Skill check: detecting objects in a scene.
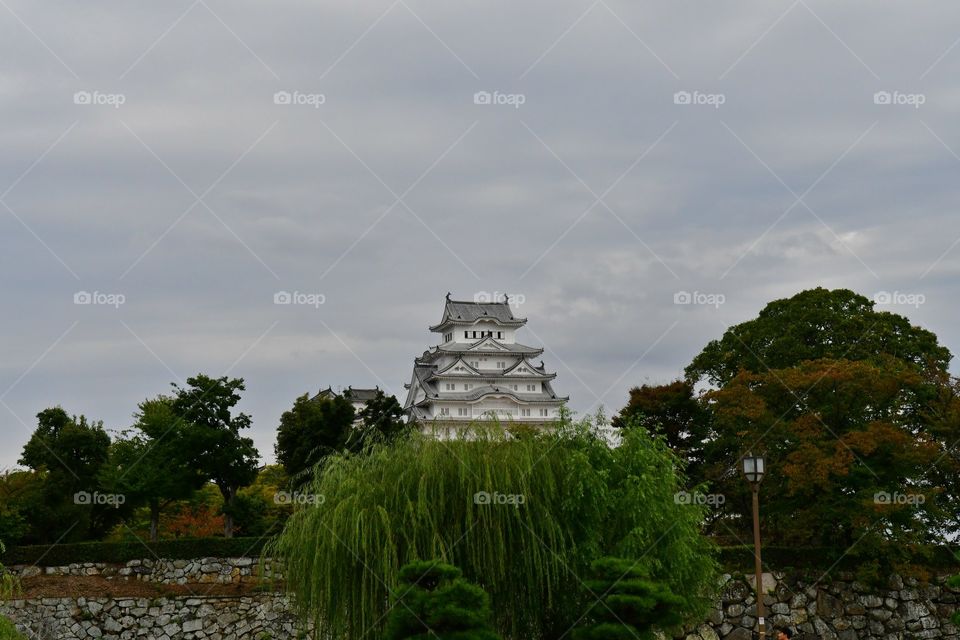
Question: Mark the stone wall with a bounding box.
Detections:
[10,557,279,585]
[0,594,305,640]
[683,571,960,640]
[6,557,960,640]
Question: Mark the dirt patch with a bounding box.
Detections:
[12,576,280,599]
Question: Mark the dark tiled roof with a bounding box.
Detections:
[312,386,381,403]
[429,297,526,330]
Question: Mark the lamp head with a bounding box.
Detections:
[742,453,765,484]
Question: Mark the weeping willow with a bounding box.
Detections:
[269,416,717,640]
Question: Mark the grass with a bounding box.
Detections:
[0,617,25,640]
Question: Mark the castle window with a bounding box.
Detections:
[497,332,503,339]
[527,384,536,391]
[440,407,450,415]
[458,407,470,416]
[445,383,455,390]
[464,331,469,339]
[521,408,531,417]
[539,408,548,417]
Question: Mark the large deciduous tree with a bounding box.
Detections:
[649,288,960,576]
[275,393,354,485]
[19,407,116,542]
[706,357,957,573]
[99,397,206,541]
[171,375,260,538]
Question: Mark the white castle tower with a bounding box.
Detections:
[403,293,567,425]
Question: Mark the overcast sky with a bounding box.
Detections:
[1,0,958,469]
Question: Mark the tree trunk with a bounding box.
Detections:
[149,499,160,542]
[222,485,235,538]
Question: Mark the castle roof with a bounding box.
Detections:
[429,295,526,331]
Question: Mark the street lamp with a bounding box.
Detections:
[742,453,766,640]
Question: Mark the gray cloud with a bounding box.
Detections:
[2,0,959,467]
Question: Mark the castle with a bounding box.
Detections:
[402,294,567,426]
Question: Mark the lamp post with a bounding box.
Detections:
[742,453,766,640]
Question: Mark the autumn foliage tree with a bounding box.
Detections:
[621,288,960,573]
[706,357,956,571]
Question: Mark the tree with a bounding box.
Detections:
[685,287,950,387]
[272,416,717,640]
[275,393,354,485]
[384,560,501,640]
[99,397,206,541]
[171,375,260,538]
[573,557,686,640]
[705,357,958,576]
[232,465,291,537]
[351,390,410,451]
[18,407,116,542]
[0,471,40,545]
[612,381,709,484]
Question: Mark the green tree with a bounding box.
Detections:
[272,416,717,640]
[384,560,501,640]
[18,407,116,541]
[275,393,354,485]
[612,380,709,484]
[685,287,950,387]
[351,390,410,450]
[0,471,39,545]
[99,397,206,541]
[171,375,260,538]
[572,557,686,640]
[232,465,291,537]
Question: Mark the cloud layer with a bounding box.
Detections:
[2,0,959,467]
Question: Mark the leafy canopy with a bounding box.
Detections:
[685,287,951,386]
[275,393,355,484]
[271,417,717,640]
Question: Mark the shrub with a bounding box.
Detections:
[384,560,501,640]
[1,537,269,566]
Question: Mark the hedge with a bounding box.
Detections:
[4,539,957,571]
[717,545,960,573]
[1,537,269,567]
